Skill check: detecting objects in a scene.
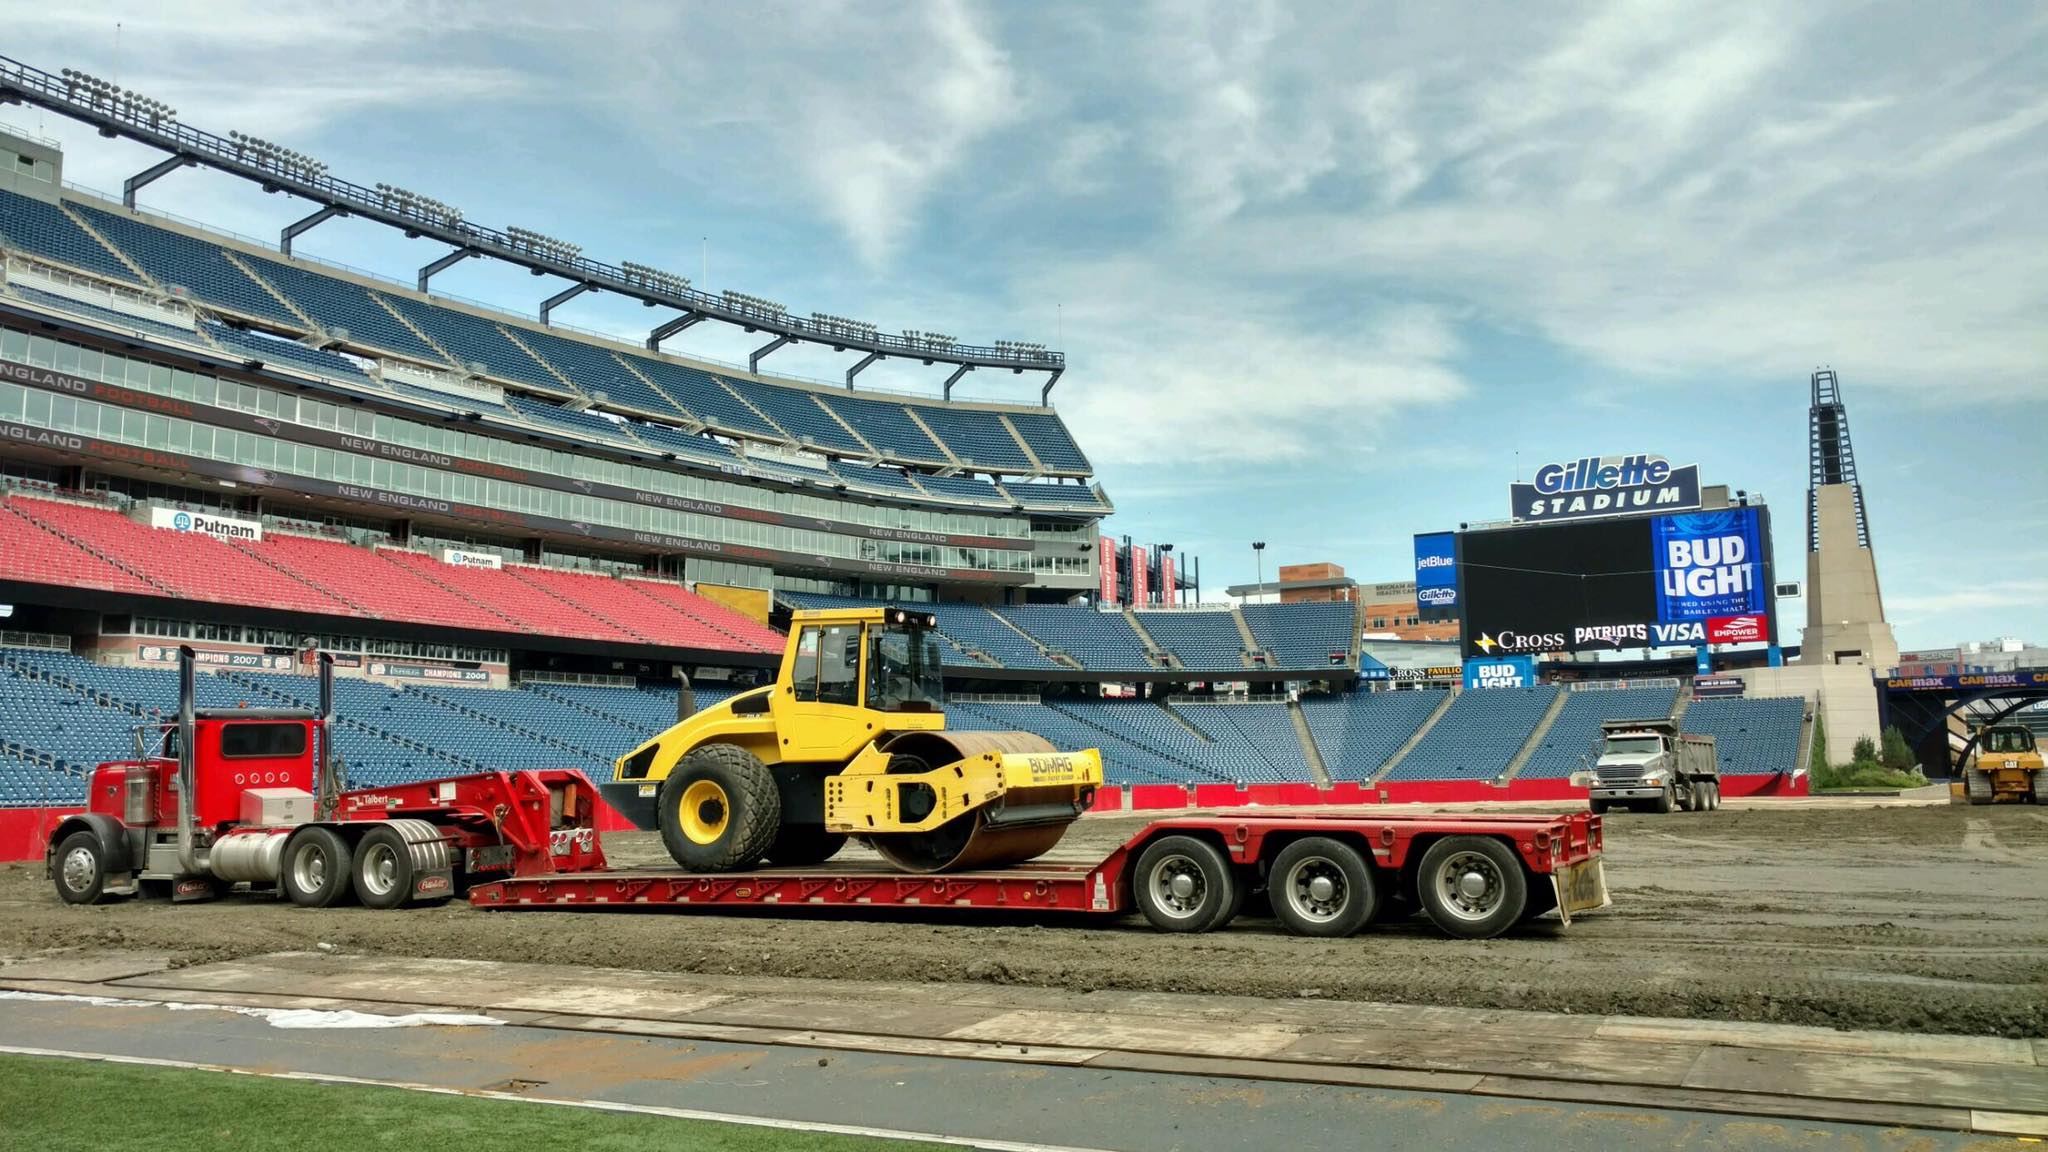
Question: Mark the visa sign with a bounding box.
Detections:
[1510,454,1701,523]
[1654,508,1765,622]
[1464,654,1536,689]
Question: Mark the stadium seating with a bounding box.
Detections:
[777,592,1049,669]
[1004,411,1091,473]
[68,204,302,327]
[621,579,784,652]
[240,255,446,363]
[204,322,374,385]
[629,360,782,439]
[946,699,1202,786]
[1300,689,1450,782]
[1383,686,1561,783]
[1241,603,1357,669]
[828,461,928,498]
[374,293,563,391]
[511,326,686,421]
[1001,482,1107,512]
[0,189,146,285]
[994,605,1153,672]
[1683,696,1807,776]
[1516,686,1681,779]
[247,533,516,632]
[9,495,355,617]
[6,284,205,347]
[377,551,639,643]
[731,382,867,454]
[908,405,1032,472]
[910,473,1010,506]
[629,420,751,468]
[820,394,948,464]
[505,394,646,447]
[0,497,161,596]
[1133,610,1245,670]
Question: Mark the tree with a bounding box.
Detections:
[1880,725,1916,772]
[1851,735,1879,765]
[1812,711,1829,770]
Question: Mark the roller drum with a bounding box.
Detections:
[870,730,1085,873]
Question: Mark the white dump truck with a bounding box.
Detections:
[1577,718,1718,814]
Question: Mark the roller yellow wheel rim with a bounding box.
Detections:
[679,779,729,845]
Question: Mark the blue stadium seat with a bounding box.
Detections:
[911,473,1010,506]
[1683,696,1806,776]
[1000,482,1107,512]
[240,255,447,363]
[629,360,782,439]
[512,326,688,420]
[205,322,373,384]
[376,293,564,390]
[908,405,1031,472]
[1004,410,1091,473]
[1241,603,1357,670]
[8,285,204,347]
[0,189,145,286]
[729,381,867,454]
[1517,686,1680,779]
[1384,686,1561,782]
[819,394,948,463]
[69,204,302,328]
[1133,611,1245,672]
[1300,689,1450,782]
[995,605,1154,672]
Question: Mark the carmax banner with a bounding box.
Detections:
[1511,454,1700,524]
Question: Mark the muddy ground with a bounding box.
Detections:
[3,802,2045,1037]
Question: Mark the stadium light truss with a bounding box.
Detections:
[0,54,1068,402]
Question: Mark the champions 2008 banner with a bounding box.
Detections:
[1654,509,1764,622]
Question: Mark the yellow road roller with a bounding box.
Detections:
[601,607,1103,873]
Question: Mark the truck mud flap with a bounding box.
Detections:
[1553,858,1611,927]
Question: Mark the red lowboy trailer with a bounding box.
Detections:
[471,810,1608,939]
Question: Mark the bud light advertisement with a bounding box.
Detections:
[1654,509,1765,622]
[1464,654,1536,689]
[1413,531,1458,620]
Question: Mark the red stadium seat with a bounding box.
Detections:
[249,534,518,632]
[0,497,161,596]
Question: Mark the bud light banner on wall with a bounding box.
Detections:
[1463,654,1536,689]
[1654,508,1764,622]
[1413,532,1458,621]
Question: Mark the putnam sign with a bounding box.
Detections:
[1510,454,1700,524]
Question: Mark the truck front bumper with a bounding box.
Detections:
[1590,786,1667,801]
[597,780,662,831]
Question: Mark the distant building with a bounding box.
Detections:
[1227,562,1456,642]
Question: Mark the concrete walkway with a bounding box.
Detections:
[1,949,2042,1139]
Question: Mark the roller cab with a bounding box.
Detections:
[605,607,1102,874]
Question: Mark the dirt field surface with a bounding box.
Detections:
[4,802,2045,1038]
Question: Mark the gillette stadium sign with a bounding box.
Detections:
[1511,454,1700,524]
[148,507,262,542]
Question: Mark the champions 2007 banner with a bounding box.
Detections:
[1654,509,1764,622]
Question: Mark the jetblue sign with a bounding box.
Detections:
[1464,655,1536,689]
[1413,531,1458,619]
[1511,454,1700,523]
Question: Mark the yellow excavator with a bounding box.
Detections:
[1962,723,2046,805]
[601,607,1103,873]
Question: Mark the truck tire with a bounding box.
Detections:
[1588,798,1610,815]
[1416,836,1528,939]
[281,826,353,908]
[1269,837,1378,938]
[1652,784,1676,814]
[659,743,781,872]
[1708,781,1723,810]
[1965,767,1993,805]
[52,829,109,906]
[763,823,847,867]
[1132,835,1237,933]
[352,825,415,911]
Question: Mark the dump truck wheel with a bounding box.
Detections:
[1417,835,1527,939]
[1269,837,1377,938]
[1652,784,1676,814]
[660,744,780,872]
[282,826,353,908]
[764,823,847,867]
[1588,798,1610,815]
[52,830,109,906]
[1133,835,1237,933]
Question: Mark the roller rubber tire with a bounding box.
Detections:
[1132,835,1237,933]
[281,826,353,908]
[1268,837,1378,938]
[763,823,848,867]
[52,829,109,906]
[1416,835,1529,940]
[352,825,415,911]
[659,743,781,872]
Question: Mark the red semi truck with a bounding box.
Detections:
[48,647,1608,939]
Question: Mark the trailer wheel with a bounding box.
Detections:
[52,830,110,906]
[352,825,416,911]
[763,823,847,867]
[1417,836,1528,939]
[281,826,353,909]
[1269,837,1378,938]
[1133,835,1237,933]
[659,743,781,872]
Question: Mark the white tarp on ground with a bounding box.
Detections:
[0,990,502,1030]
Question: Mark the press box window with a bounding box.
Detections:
[220,723,308,759]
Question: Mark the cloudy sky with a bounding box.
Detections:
[5,0,2045,650]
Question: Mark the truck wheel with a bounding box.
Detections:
[1417,836,1528,939]
[1133,835,1237,933]
[352,825,415,911]
[659,744,781,872]
[52,830,110,905]
[763,823,847,867]
[1269,837,1378,938]
[282,826,353,908]
[1709,782,1723,810]
[1588,798,1610,815]
[1652,784,1676,814]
